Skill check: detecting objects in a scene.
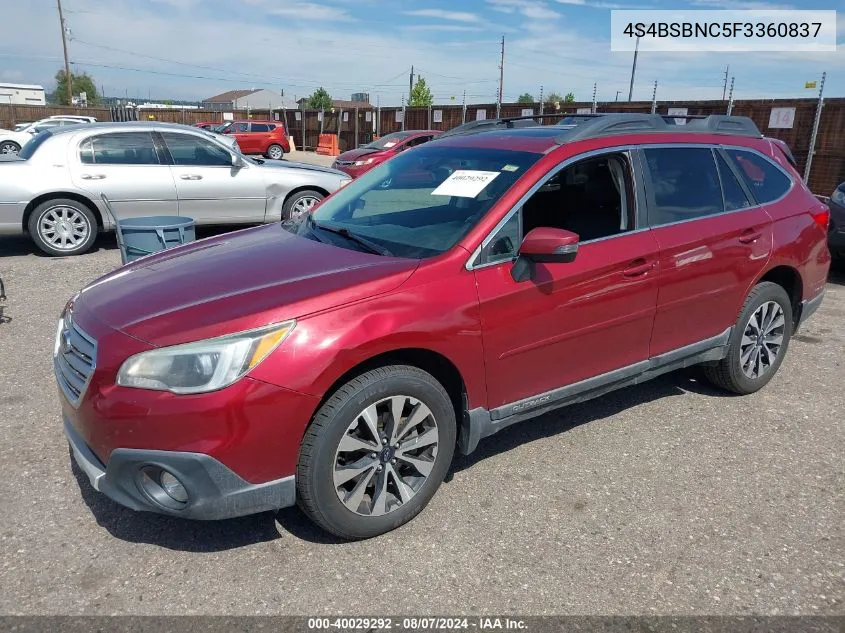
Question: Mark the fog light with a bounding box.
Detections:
[160,471,188,503]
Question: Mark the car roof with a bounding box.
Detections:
[430,126,566,153]
[46,121,215,136]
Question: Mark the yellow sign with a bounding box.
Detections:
[805,81,817,89]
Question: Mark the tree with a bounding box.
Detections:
[545,92,563,105]
[517,93,535,104]
[409,76,433,107]
[564,92,575,103]
[307,87,332,110]
[53,69,99,106]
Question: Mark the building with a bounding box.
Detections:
[202,89,298,112]
[351,92,370,103]
[0,83,46,106]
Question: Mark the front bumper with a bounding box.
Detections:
[66,418,296,520]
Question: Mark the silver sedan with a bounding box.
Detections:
[0,121,350,256]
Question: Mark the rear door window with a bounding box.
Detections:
[79,132,161,165]
[250,123,271,133]
[724,148,792,204]
[715,152,753,211]
[160,132,233,167]
[643,147,723,226]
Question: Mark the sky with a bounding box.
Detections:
[1,0,843,105]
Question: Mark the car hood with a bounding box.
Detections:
[76,224,418,346]
[258,159,347,177]
[336,147,382,162]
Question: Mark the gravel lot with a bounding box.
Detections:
[0,173,842,614]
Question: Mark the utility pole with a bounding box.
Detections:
[409,66,414,101]
[615,90,621,102]
[726,76,735,115]
[722,65,730,100]
[627,35,639,102]
[461,90,466,124]
[650,80,657,114]
[497,35,505,119]
[539,85,544,116]
[591,82,597,113]
[804,71,826,184]
[56,0,72,105]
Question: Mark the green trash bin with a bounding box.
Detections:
[100,194,195,264]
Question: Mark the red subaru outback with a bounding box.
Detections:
[57,114,830,539]
[220,119,290,159]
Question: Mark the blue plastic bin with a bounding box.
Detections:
[117,216,195,263]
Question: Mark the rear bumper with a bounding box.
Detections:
[65,418,296,520]
[797,290,825,330]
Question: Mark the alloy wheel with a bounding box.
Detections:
[38,206,90,251]
[267,145,283,160]
[739,300,785,379]
[291,195,319,219]
[0,142,19,155]
[333,395,439,517]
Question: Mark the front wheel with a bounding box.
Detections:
[282,189,323,221]
[265,144,284,160]
[296,365,457,540]
[0,141,21,155]
[703,281,793,394]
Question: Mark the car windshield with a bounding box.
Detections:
[364,131,415,149]
[287,144,541,259]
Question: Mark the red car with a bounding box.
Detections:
[220,119,290,159]
[332,130,441,178]
[58,114,829,539]
[193,121,218,130]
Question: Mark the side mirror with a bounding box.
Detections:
[231,153,243,168]
[511,227,579,282]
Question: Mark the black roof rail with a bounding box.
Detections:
[554,113,763,143]
[438,117,539,137]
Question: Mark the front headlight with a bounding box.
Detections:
[353,158,374,166]
[831,188,845,207]
[117,321,295,394]
[338,178,352,188]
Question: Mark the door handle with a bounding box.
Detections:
[623,259,655,277]
[180,174,203,180]
[739,229,763,244]
[80,174,106,180]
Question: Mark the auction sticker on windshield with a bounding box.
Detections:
[431,170,500,198]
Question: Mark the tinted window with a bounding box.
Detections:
[79,132,160,165]
[230,122,248,133]
[161,132,232,167]
[725,148,791,203]
[250,123,271,132]
[406,135,432,148]
[644,148,722,225]
[292,146,541,259]
[715,152,752,211]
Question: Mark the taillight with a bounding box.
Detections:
[811,206,830,231]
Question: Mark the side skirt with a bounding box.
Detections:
[458,327,732,455]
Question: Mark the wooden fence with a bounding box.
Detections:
[1,98,843,194]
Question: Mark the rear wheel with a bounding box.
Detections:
[703,281,793,394]
[296,365,456,540]
[28,198,98,256]
[266,144,284,160]
[282,189,323,221]
[0,141,21,155]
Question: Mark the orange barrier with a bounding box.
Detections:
[316,133,339,156]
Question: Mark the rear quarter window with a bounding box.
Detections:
[725,148,792,204]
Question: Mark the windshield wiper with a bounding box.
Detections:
[307,216,394,256]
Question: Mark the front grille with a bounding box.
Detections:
[55,315,97,407]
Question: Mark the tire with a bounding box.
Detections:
[703,281,793,395]
[265,144,284,160]
[296,365,457,540]
[0,141,21,155]
[282,189,323,221]
[28,198,98,256]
